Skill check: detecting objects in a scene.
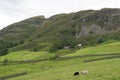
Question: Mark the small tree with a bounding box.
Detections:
[3,59,8,65]
[0,48,9,56]
[32,48,38,52]
[19,40,24,44]
[50,40,63,52]
[97,38,104,44]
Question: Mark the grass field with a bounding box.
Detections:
[0,51,55,61]
[63,41,120,57]
[0,41,120,80]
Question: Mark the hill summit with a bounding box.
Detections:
[0,8,120,52]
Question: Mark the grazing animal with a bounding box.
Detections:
[81,70,88,75]
[73,72,79,76]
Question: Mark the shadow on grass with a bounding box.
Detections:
[0,72,27,80]
[83,55,120,63]
[0,53,120,65]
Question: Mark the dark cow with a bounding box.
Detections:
[73,72,79,76]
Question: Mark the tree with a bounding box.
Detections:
[19,40,24,44]
[97,38,104,44]
[50,40,64,52]
[3,59,8,65]
[32,48,38,52]
[50,29,77,52]
[0,47,9,56]
[0,41,9,56]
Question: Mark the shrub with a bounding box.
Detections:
[19,40,24,44]
[0,48,9,56]
[32,48,39,52]
[97,38,104,44]
[3,59,8,65]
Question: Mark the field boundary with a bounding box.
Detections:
[0,53,120,65]
[57,53,120,60]
[0,72,27,80]
[83,55,120,62]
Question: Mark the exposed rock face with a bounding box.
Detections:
[0,8,120,51]
[72,8,120,38]
[76,24,106,38]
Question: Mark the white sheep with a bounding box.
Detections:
[81,70,88,75]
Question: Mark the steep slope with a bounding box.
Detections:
[22,8,120,51]
[0,16,45,42]
[31,8,120,39]
[0,8,120,51]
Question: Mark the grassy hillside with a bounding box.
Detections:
[0,51,55,61]
[0,8,120,52]
[63,40,120,57]
[0,41,120,80]
[1,40,120,60]
[0,16,45,42]
[0,8,120,80]
[8,58,120,80]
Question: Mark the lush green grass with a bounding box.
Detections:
[7,58,120,80]
[0,41,120,80]
[63,41,120,57]
[0,51,55,61]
